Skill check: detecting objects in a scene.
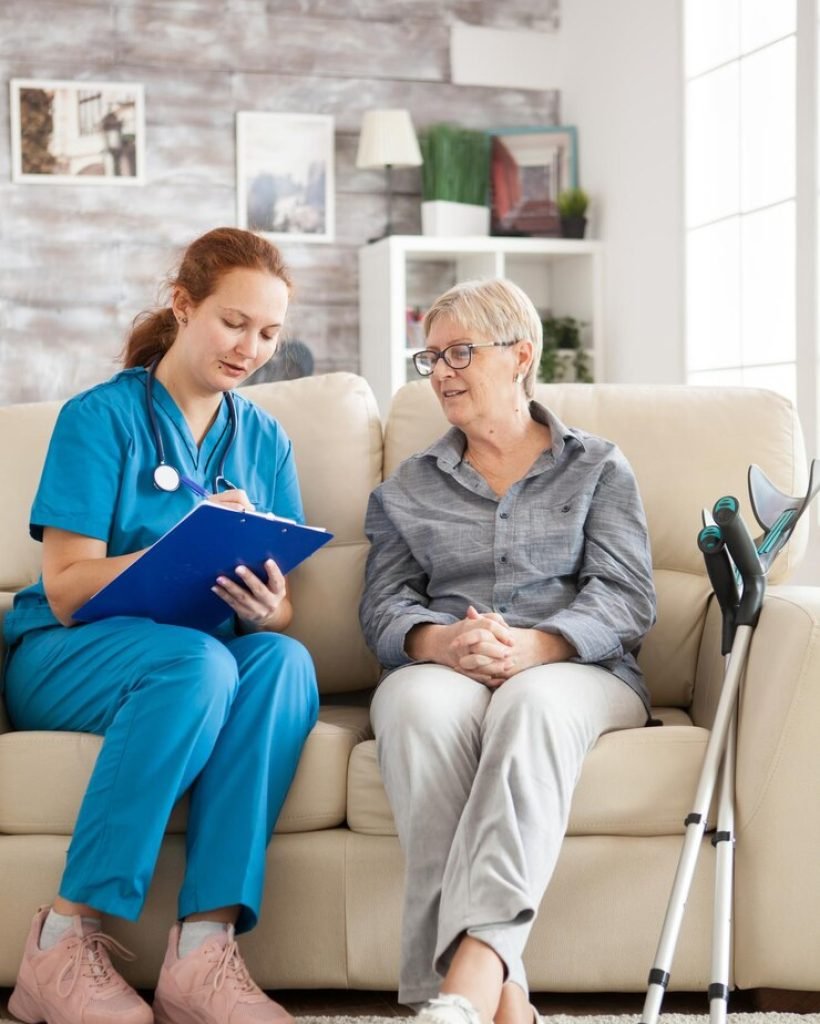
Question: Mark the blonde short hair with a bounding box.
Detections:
[423,278,543,398]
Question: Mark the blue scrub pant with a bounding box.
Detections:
[4,616,319,934]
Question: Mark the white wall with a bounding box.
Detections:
[559,0,685,384]
[456,4,820,582]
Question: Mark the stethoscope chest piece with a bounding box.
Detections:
[153,463,181,492]
[147,358,237,495]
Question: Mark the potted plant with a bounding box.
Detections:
[557,187,589,239]
[419,123,491,236]
[538,314,593,383]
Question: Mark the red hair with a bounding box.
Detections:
[123,227,293,369]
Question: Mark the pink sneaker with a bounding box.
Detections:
[8,906,153,1024]
[152,923,292,1024]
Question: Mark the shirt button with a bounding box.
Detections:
[500,555,508,563]
[499,604,508,613]
[500,512,509,519]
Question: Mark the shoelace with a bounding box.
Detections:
[212,938,260,996]
[56,931,137,997]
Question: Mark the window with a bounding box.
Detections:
[684,1,798,407]
[77,91,103,136]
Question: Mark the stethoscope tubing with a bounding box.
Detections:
[147,358,238,494]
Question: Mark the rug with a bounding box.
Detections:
[276,1016,818,1024]
[2,1010,819,1023]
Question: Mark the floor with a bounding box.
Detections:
[2,985,818,1020]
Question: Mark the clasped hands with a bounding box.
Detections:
[443,606,574,688]
[207,489,286,629]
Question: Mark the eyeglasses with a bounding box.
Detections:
[412,340,518,376]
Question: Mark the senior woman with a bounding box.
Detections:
[359,278,656,1024]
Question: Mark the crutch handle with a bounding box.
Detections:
[697,526,738,655]
[712,497,765,626]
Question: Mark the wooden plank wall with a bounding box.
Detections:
[0,0,559,404]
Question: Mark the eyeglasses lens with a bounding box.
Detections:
[447,345,472,368]
[414,344,473,376]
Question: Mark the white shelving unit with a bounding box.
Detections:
[359,234,604,416]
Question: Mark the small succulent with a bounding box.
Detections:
[557,187,589,219]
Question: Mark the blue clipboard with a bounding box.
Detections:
[74,502,333,631]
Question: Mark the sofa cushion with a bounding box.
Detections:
[0,705,372,836]
[346,709,711,838]
[244,373,383,695]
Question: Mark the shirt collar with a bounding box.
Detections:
[423,399,586,469]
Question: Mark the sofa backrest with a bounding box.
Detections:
[383,381,809,708]
[0,372,382,696]
[243,374,381,693]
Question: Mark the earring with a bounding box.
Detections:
[513,372,522,384]
[179,316,188,325]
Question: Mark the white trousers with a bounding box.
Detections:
[370,661,646,1005]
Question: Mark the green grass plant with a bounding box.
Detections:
[420,123,490,206]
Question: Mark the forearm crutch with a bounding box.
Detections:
[699,523,740,1024]
[640,455,820,1024]
[641,497,762,1024]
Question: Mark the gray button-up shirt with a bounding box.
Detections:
[359,401,656,711]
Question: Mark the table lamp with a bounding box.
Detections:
[356,109,422,241]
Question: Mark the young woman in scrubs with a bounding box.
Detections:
[5,227,318,1024]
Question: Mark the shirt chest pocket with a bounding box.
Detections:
[526,501,586,576]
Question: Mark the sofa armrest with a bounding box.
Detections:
[729,585,820,988]
[0,592,15,734]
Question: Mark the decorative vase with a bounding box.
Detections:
[421,200,490,237]
[560,215,587,240]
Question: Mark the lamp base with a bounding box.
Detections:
[365,165,397,244]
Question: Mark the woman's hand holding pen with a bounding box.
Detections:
[206,488,255,513]
[212,558,291,632]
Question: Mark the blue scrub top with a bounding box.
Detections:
[4,367,304,646]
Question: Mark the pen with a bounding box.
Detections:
[180,475,212,499]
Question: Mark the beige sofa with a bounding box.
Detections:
[1,372,819,998]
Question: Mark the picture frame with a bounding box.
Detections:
[10,78,145,185]
[489,125,578,237]
[236,111,335,244]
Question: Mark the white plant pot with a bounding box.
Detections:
[421,200,490,237]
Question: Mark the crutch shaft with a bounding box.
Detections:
[709,708,736,1024]
[641,628,751,1024]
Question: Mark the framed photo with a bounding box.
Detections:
[489,125,578,237]
[10,79,145,185]
[236,111,335,243]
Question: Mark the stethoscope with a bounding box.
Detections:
[147,359,238,497]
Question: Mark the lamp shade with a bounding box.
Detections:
[355,109,422,169]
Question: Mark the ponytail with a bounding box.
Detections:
[123,307,178,369]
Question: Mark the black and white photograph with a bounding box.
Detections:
[236,111,334,243]
[10,79,144,185]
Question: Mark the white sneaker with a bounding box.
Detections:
[417,993,482,1024]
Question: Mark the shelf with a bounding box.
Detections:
[367,235,603,258]
[359,234,604,417]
